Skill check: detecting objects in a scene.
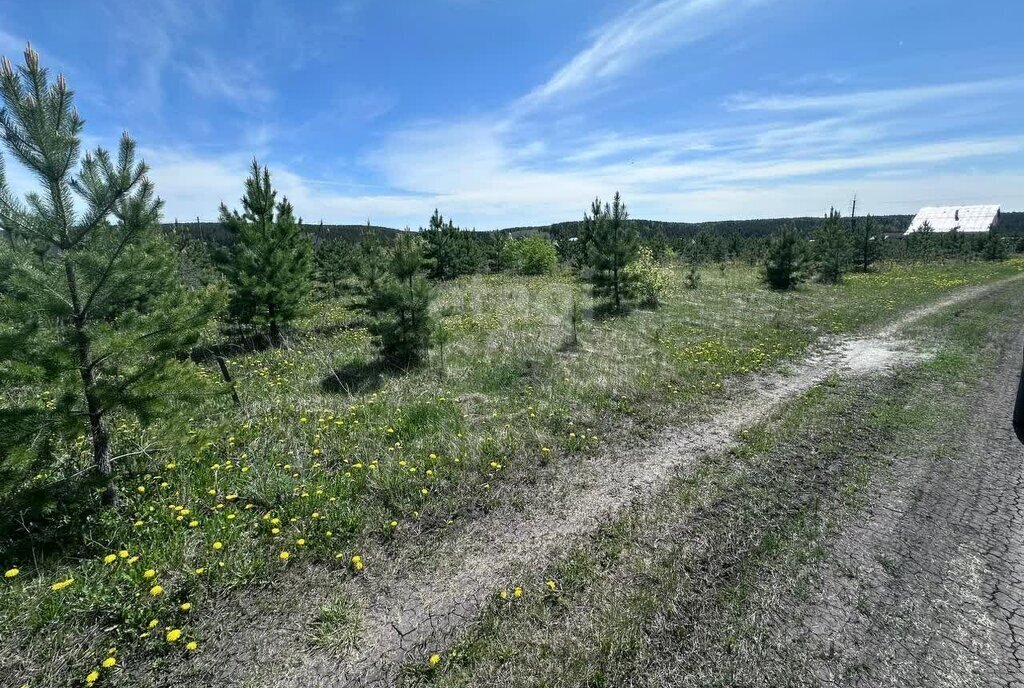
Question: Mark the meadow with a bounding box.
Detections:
[3,257,1023,685]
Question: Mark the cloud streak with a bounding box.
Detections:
[727,77,1024,113]
[518,0,767,111]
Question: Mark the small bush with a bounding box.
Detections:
[624,247,674,307]
[685,262,701,290]
[502,236,558,275]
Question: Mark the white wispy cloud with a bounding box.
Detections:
[518,0,768,111]
[726,77,1024,113]
[181,51,275,108]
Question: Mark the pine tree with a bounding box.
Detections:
[362,234,433,366]
[422,210,479,280]
[983,231,1008,261]
[684,262,701,290]
[314,238,352,297]
[856,215,882,272]
[0,46,221,504]
[814,207,852,284]
[586,192,638,311]
[762,226,810,290]
[220,161,312,345]
[552,223,582,268]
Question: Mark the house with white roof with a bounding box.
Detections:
[904,205,1000,235]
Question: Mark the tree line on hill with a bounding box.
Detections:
[1,49,1022,507]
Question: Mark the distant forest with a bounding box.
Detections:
[161,211,1024,243]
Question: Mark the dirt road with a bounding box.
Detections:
[806,324,1024,687]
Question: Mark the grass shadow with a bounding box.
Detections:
[591,301,633,321]
[0,470,108,565]
[320,360,393,395]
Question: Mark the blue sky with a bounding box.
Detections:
[2,0,1023,228]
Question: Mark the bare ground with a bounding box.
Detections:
[803,311,1024,687]
[143,276,1024,688]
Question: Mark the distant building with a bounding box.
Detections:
[904,205,1000,235]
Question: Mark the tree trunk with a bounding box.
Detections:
[87,394,116,505]
[216,355,242,407]
[64,257,117,505]
[613,266,620,310]
[268,303,281,346]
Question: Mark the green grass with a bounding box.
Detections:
[412,269,1024,688]
[1,258,1022,685]
[312,594,363,655]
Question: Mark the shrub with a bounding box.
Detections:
[502,236,558,275]
[684,262,701,290]
[624,247,674,307]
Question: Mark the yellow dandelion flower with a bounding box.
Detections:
[180,602,192,611]
[513,586,522,598]
[102,657,116,668]
[148,618,159,628]
[149,584,164,596]
[188,520,199,528]
[212,541,223,550]
[166,628,182,642]
[546,580,557,591]
[279,551,290,561]
[103,554,117,564]
[186,641,198,651]
[136,486,146,493]
[296,539,306,547]
[85,670,100,684]
[143,569,156,579]
[194,567,205,575]
[50,577,74,591]
[5,568,20,579]
[429,653,441,667]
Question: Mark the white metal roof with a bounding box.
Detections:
[904,205,1000,234]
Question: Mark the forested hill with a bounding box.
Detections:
[161,211,1024,243]
[161,220,400,244]
[504,212,1024,238]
